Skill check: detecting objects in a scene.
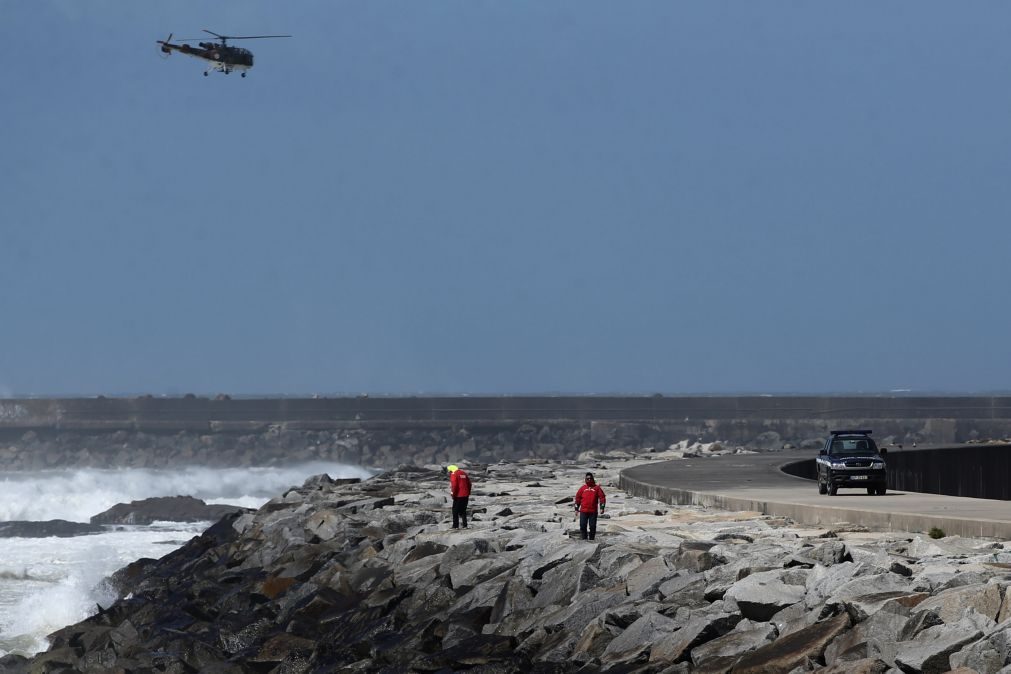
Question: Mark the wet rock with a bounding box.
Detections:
[89,495,246,525]
[0,519,104,537]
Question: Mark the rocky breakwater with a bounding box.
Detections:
[10,455,1011,673]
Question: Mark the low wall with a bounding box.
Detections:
[780,443,1011,500]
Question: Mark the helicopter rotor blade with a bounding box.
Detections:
[226,35,292,40]
[202,29,291,41]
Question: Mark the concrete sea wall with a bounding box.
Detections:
[1,395,1010,470]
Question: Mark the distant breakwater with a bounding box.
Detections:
[1,396,1010,470]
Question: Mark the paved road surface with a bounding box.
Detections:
[619,451,1011,540]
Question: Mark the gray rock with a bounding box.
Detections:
[731,612,850,673]
[541,587,627,636]
[724,569,807,621]
[894,618,984,674]
[770,601,823,638]
[658,571,707,608]
[0,519,104,538]
[89,495,245,525]
[401,539,449,564]
[816,658,890,674]
[448,556,517,592]
[570,615,620,663]
[671,540,726,572]
[647,608,740,665]
[823,571,914,618]
[806,540,852,566]
[824,608,908,667]
[915,582,1002,624]
[600,610,678,666]
[689,620,776,667]
[900,607,945,641]
[804,561,864,608]
[626,555,676,599]
[949,624,1011,672]
[532,556,591,608]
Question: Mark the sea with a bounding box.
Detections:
[0,462,374,658]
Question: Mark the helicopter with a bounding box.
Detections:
[157,30,291,77]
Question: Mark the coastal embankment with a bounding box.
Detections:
[9,450,1011,672]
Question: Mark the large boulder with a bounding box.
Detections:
[89,495,246,525]
[724,569,807,621]
[731,612,851,674]
[894,618,984,674]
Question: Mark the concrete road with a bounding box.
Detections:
[619,451,1011,540]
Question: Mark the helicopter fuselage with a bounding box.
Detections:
[158,40,253,75]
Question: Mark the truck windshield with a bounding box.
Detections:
[830,438,877,455]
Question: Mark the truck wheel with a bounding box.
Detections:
[829,484,838,496]
[818,479,827,495]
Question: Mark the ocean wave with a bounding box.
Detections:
[0,569,53,582]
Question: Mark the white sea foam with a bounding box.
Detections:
[0,462,375,657]
[0,462,375,522]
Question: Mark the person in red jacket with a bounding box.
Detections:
[574,472,606,540]
[447,464,471,529]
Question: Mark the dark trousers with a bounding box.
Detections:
[579,512,598,540]
[452,496,469,528]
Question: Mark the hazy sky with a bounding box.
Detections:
[3,2,1011,396]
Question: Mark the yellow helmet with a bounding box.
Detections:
[446,464,459,473]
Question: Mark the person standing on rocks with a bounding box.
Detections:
[447,464,471,529]
[574,472,606,540]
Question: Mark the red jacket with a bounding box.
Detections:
[575,483,606,514]
[450,469,471,498]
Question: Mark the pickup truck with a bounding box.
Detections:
[815,429,887,496]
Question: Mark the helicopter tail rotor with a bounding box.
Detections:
[158,33,173,54]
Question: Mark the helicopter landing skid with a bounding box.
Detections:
[205,63,250,78]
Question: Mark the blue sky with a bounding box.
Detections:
[3,2,1011,396]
